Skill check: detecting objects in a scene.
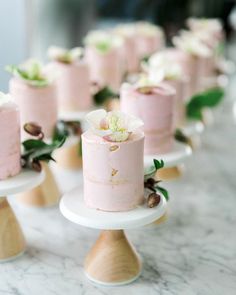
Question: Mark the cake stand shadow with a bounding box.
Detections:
[60,186,167,286]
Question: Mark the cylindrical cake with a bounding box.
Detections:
[0,100,21,180]
[165,78,188,127]
[82,130,144,212]
[85,46,122,92]
[120,83,175,155]
[49,60,92,112]
[9,78,58,139]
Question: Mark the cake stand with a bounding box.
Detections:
[53,136,82,170]
[181,120,204,150]
[60,186,167,286]
[19,162,60,208]
[0,169,44,262]
[144,141,192,180]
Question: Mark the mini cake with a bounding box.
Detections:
[135,22,165,59]
[8,59,58,139]
[114,24,140,73]
[48,46,92,112]
[84,31,124,92]
[147,51,189,127]
[120,80,176,155]
[0,92,21,180]
[82,109,144,212]
[173,31,214,93]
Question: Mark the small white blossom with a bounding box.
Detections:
[86,109,143,142]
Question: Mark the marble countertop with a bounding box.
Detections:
[1,51,236,295]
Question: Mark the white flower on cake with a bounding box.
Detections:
[48,46,83,63]
[187,18,222,34]
[84,30,123,53]
[6,59,56,87]
[146,52,183,80]
[86,109,143,142]
[0,92,13,107]
[114,24,136,37]
[173,32,213,57]
[135,73,164,89]
[135,22,163,37]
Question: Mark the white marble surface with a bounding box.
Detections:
[1,49,236,295]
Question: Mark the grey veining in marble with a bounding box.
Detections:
[1,47,236,295]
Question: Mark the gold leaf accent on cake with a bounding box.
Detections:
[109,145,119,152]
[111,168,118,176]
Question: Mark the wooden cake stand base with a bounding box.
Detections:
[145,141,192,181]
[0,170,44,261]
[53,137,82,170]
[19,163,60,207]
[60,186,167,286]
[85,230,141,285]
[155,164,185,180]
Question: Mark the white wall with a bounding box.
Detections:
[0,0,28,91]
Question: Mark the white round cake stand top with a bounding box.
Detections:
[59,110,88,121]
[182,120,204,137]
[144,141,192,169]
[60,186,167,230]
[0,169,45,196]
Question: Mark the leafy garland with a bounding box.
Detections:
[186,87,224,120]
[21,123,66,171]
[144,159,169,208]
[53,120,82,156]
[93,85,118,105]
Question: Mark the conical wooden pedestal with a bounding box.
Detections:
[84,230,142,285]
[53,142,82,170]
[19,163,60,207]
[152,210,168,225]
[0,197,25,261]
[155,164,184,180]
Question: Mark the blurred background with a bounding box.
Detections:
[0,0,236,91]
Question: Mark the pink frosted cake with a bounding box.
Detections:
[147,51,189,127]
[0,93,21,180]
[48,46,92,111]
[84,31,123,92]
[8,60,58,139]
[135,22,165,59]
[82,109,144,212]
[120,82,176,155]
[173,32,214,94]
[114,24,140,73]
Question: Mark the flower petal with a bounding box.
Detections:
[86,109,107,129]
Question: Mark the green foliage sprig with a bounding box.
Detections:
[186,87,224,120]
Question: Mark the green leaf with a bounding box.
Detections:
[186,87,224,120]
[174,129,189,144]
[22,139,48,151]
[155,185,169,201]
[94,86,118,105]
[141,56,149,63]
[153,159,164,171]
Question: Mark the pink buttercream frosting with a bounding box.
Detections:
[165,78,188,127]
[9,78,58,139]
[120,83,176,155]
[85,46,123,91]
[0,102,21,180]
[163,48,199,97]
[136,34,164,59]
[82,130,144,212]
[49,60,92,111]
